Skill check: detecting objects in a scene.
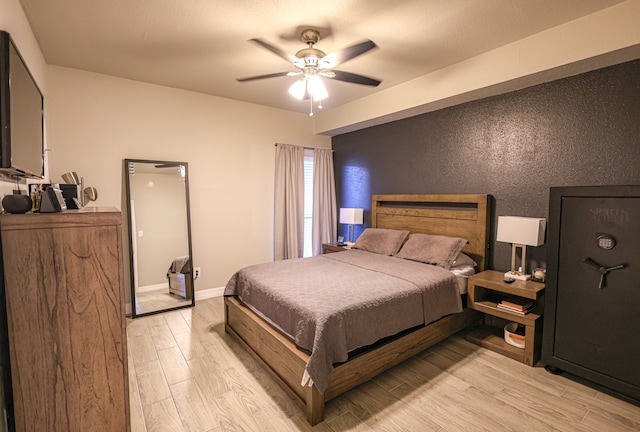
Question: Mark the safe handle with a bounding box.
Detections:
[582,258,626,289]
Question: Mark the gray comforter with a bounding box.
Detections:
[224,249,462,393]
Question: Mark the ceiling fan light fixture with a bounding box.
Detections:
[288,79,306,100]
[288,75,328,103]
[307,75,327,101]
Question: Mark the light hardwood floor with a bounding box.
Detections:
[134,286,192,315]
[127,297,640,431]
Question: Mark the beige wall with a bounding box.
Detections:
[45,66,331,295]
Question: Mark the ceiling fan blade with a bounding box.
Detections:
[321,40,377,68]
[330,70,382,87]
[249,38,298,64]
[236,72,293,82]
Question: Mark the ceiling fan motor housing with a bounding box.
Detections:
[300,28,320,45]
[295,48,325,66]
[296,29,325,66]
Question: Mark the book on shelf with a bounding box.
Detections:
[497,302,536,315]
[499,296,533,309]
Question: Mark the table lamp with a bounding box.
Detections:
[339,208,363,246]
[496,216,546,280]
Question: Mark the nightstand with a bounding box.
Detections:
[322,243,348,254]
[466,270,545,366]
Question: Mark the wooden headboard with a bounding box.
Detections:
[372,194,491,271]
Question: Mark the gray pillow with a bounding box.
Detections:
[396,233,468,269]
[352,228,410,256]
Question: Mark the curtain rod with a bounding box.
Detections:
[274,143,333,151]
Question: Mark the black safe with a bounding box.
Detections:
[543,185,640,402]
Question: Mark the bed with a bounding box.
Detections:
[224,194,490,425]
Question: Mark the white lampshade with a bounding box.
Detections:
[288,79,306,100]
[496,216,546,246]
[288,76,328,102]
[339,208,363,225]
[307,75,328,101]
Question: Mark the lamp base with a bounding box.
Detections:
[504,270,531,281]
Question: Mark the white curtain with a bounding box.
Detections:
[274,144,304,260]
[312,148,337,256]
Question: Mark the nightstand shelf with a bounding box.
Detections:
[466,270,545,366]
[466,326,526,363]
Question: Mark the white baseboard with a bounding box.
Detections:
[125,286,224,316]
[195,286,225,300]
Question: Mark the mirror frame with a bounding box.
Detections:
[124,158,195,318]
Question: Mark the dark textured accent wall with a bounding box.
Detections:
[332,58,640,272]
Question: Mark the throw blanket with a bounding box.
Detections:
[224,249,462,393]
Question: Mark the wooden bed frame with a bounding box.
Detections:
[224,194,490,425]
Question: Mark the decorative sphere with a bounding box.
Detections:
[2,193,32,214]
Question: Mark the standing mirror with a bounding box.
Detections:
[124,159,194,317]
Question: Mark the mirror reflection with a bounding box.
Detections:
[124,159,194,317]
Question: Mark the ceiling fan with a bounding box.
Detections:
[237,29,382,115]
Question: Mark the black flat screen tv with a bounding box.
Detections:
[0,30,44,179]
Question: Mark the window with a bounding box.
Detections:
[303,151,314,257]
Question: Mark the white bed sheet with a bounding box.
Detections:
[451,264,476,295]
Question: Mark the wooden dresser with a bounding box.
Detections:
[0,207,130,431]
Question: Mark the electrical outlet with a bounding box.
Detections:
[194,267,201,279]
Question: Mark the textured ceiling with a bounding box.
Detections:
[19,0,623,114]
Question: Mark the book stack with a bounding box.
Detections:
[497,296,535,315]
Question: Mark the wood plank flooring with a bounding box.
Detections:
[134,286,192,315]
[127,296,640,431]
